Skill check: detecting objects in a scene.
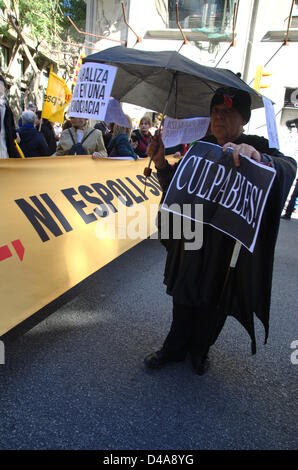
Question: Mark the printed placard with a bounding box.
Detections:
[162,141,276,253]
[69,62,117,121]
[162,117,210,148]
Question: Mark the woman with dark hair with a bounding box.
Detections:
[36,111,57,155]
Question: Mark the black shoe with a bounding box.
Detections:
[144,349,185,369]
[281,214,291,220]
[191,354,208,376]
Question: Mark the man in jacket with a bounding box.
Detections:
[18,111,49,158]
[144,87,296,375]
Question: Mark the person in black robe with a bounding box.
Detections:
[144,87,297,375]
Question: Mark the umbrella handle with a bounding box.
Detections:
[143,72,177,190]
[216,241,242,309]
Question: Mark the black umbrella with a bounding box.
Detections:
[84,46,264,118]
[84,46,262,307]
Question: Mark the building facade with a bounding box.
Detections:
[0,7,78,117]
[85,0,298,157]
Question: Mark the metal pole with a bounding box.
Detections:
[143,73,177,191]
[242,0,260,83]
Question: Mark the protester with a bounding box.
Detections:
[94,121,112,150]
[144,87,296,375]
[36,111,57,155]
[281,178,298,220]
[62,119,72,131]
[18,110,49,157]
[103,115,138,159]
[18,102,37,127]
[0,74,19,158]
[53,122,62,141]
[131,114,153,158]
[56,117,107,157]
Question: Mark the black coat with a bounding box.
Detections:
[157,133,297,353]
[3,105,19,158]
[40,120,57,155]
[18,125,49,158]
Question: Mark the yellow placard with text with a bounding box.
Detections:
[0,156,164,336]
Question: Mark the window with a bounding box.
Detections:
[0,45,10,69]
[290,0,298,28]
[168,0,237,32]
[284,87,298,109]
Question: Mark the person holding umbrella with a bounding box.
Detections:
[144,87,296,375]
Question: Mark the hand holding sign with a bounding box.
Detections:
[222,142,261,167]
[162,141,276,253]
[147,131,166,170]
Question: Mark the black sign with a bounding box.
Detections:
[162,141,276,252]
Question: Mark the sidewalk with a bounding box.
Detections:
[0,221,297,450]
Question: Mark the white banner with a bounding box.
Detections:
[162,116,210,148]
[69,62,117,121]
[262,96,280,149]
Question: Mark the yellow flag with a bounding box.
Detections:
[42,70,72,123]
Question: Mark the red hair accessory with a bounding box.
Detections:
[224,95,233,108]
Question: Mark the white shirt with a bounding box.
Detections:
[76,129,84,143]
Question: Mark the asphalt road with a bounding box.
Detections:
[0,218,297,451]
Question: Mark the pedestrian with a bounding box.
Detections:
[104,115,138,159]
[94,121,112,151]
[281,178,298,220]
[56,117,107,157]
[36,111,57,155]
[144,87,296,375]
[18,110,49,157]
[131,115,153,158]
[0,74,19,158]
[18,102,37,127]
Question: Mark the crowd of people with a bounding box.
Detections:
[1,71,296,216]
[0,73,169,161]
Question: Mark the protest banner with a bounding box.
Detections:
[262,96,280,149]
[69,62,117,121]
[162,141,276,253]
[162,116,210,148]
[42,69,72,123]
[0,156,163,336]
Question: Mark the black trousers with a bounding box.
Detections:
[162,301,227,360]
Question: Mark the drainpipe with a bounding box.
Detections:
[242,0,260,83]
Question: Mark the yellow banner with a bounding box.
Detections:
[42,71,72,123]
[0,156,163,336]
